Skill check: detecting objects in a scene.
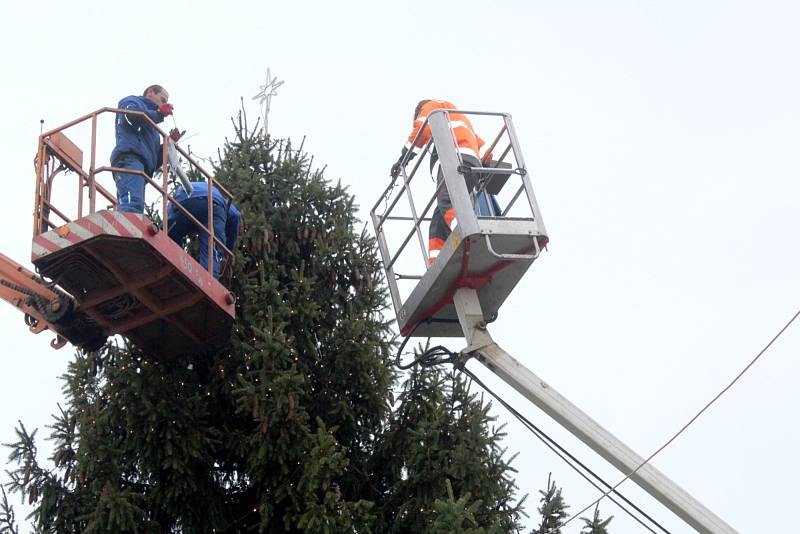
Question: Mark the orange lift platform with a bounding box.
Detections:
[0,107,235,358]
[370,109,548,338]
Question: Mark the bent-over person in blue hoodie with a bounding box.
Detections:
[167,182,241,280]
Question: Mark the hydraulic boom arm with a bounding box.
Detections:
[0,251,106,351]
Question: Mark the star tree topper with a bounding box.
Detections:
[252,68,285,136]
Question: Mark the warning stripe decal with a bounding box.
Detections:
[32,236,60,257]
[78,214,121,237]
[39,232,75,250]
[98,211,134,238]
[117,212,144,238]
[32,211,147,260]
[65,222,93,241]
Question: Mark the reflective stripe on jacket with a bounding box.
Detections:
[405,100,484,158]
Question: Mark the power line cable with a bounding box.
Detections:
[461,365,670,534]
[545,305,800,533]
[404,345,668,532]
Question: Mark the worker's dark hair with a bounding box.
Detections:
[143,85,165,97]
[414,99,430,120]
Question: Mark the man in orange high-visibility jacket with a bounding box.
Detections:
[390,99,490,266]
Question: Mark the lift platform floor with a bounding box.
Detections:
[398,221,547,338]
[32,210,235,358]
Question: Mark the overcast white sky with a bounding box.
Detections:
[2,1,799,532]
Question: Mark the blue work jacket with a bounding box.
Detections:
[170,182,241,250]
[110,95,165,176]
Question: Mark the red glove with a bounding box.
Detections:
[158,103,174,116]
[169,128,185,142]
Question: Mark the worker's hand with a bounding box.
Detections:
[169,128,185,143]
[390,162,401,179]
[158,103,174,116]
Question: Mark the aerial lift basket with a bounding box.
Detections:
[23,108,236,358]
[371,110,548,338]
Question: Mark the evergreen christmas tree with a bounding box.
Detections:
[0,485,20,533]
[374,366,524,532]
[4,110,526,533]
[428,479,501,534]
[534,474,569,534]
[5,112,393,533]
[579,505,612,534]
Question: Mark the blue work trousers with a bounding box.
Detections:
[429,154,500,242]
[113,155,147,213]
[168,197,227,279]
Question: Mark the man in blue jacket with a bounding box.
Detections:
[167,182,241,280]
[110,85,181,213]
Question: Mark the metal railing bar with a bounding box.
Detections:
[370,114,435,229]
[502,114,538,218]
[33,140,46,235]
[384,216,433,222]
[502,184,526,216]
[482,124,508,164]
[374,138,433,232]
[420,179,443,222]
[89,114,98,213]
[77,167,83,219]
[370,209,403,313]
[43,142,89,178]
[371,177,400,215]
[387,223,419,271]
[386,181,442,271]
[83,168,118,203]
[41,200,71,225]
[102,166,232,256]
[35,107,236,277]
[399,156,428,263]
[40,216,59,232]
[474,140,516,197]
[469,166,518,175]
[496,142,513,165]
[40,108,102,138]
[430,109,510,118]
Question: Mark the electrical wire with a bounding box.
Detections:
[401,344,668,532]
[395,319,461,369]
[545,305,800,534]
[461,365,670,534]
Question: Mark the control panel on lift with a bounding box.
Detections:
[371,110,548,338]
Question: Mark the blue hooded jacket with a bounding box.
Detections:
[170,182,241,250]
[110,95,165,176]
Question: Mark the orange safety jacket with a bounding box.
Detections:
[404,100,485,162]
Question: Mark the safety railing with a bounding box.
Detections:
[33,107,235,277]
[370,109,545,314]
